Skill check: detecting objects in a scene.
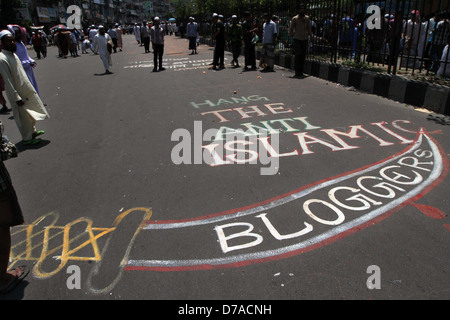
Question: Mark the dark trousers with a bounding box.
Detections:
[244,42,256,68]
[34,45,44,59]
[143,37,150,53]
[213,41,225,66]
[294,39,308,76]
[430,44,445,72]
[231,42,241,63]
[153,43,164,69]
[112,38,118,52]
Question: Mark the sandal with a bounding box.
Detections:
[23,139,41,145]
[32,130,45,138]
[0,265,29,294]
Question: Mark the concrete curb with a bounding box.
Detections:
[198,37,450,116]
[279,52,450,116]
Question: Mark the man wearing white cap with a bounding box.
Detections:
[0,31,49,145]
[150,17,165,72]
[89,25,98,44]
[186,17,198,54]
[93,25,113,74]
[229,15,243,67]
[211,13,225,69]
[134,23,141,45]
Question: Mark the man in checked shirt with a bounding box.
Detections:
[0,120,29,294]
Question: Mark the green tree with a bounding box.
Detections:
[0,0,24,28]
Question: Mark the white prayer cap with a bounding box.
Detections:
[212,13,218,17]
[232,15,237,19]
[98,25,105,29]
[0,30,12,40]
[154,17,160,21]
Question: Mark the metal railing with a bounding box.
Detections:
[195,0,450,78]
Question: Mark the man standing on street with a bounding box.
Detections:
[7,25,41,95]
[93,25,113,74]
[0,30,49,145]
[115,23,123,52]
[229,15,243,67]
[287,3,312,78]
[134,23,141,45]
[0,119,29,295]
[211,13,225,70]
[242,11,257,71]
[151,17,165,72]
[186,17,198,55]
[141,21,151,53]
[260,13,277,72]
[107,25,118,53]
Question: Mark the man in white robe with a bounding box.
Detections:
[88,25,98,44]
[92,26,113,74]
[134,23,141,44]
[0,31,49,145]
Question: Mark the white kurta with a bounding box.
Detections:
[0,50,49,141]
[134,26,141,42]
[437,45,450,77]
[93,33,112,71]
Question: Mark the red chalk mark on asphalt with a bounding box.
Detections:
[411,203,447,219]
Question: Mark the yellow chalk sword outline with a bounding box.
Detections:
[9,208,151,280]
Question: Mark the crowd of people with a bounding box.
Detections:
[0,1,450,295]
[0,14,174,293]
[196,4,312,76]
[188,6,450,77]
[0,4,313,293]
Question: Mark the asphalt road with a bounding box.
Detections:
[1,33,449,302]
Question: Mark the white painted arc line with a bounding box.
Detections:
[127,133,444,269]
[144,133,424,230]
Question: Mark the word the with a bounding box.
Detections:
[200,102,298,123]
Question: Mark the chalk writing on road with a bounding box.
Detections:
[128,128,449,272]
[123,57,228,71]
[9,128,447,294]
[10,207,152,284]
